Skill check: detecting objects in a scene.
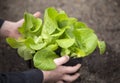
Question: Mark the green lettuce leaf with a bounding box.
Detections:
[42,7,59,37]
[19,12,42,37]
[73,28,98,56]
[6,38,23,48]
[17,46,35,60]
[33,48,58,70]
[56,39,75,48]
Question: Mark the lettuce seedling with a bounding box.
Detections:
[6,7,106,70]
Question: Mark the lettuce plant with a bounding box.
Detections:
[6,7,106,70]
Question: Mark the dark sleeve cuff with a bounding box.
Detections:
[0,19,4,28]
[23,69,43,83]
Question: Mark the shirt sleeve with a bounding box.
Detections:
[0,69,43,83]
[0,19,4,28]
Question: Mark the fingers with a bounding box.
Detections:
[62,73,80,83]
[54,56,69,66]
[33,11,41,18]
[63,64,81,74]
[57,73,80,83]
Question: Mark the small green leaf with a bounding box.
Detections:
[30,42,47,50]
[46,44,58,51]
[6,38,23,48]
[56,39,75,48]
[74,22,89,29]
[75,48,86,57]
[31,18,42,33]
[98,41,106,54]
[61,48,71,56]
[24,37,35,48]
[51,28,66,38]
[17,46,35,60]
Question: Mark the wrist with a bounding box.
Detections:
[42,71,51,83]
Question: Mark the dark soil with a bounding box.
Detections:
[0,0,120,83]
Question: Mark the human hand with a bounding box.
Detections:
[42,56,81,83]
[0,12,41,39]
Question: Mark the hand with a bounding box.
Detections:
[42,56,81,83]
[0,12,41,39]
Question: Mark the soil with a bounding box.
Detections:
[0,0,120,83]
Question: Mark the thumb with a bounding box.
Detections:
[16,11,41,26]
[54,56,70,66]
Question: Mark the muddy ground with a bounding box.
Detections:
[0,0,120,83]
